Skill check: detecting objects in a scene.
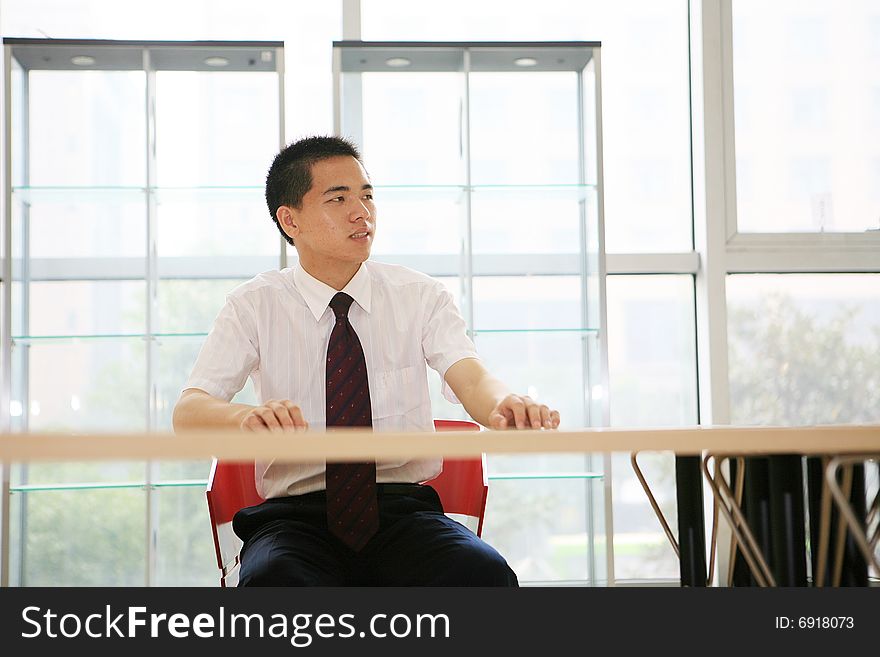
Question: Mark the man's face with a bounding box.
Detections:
[282,155,376,269]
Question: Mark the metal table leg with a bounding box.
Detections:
[703,453,776,587]
[675,455,707,587]
[826,456,877,579]
[768,455,808,586]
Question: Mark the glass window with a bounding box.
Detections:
[25,280,145,337]
[369,187,466,257]
[26,71,146,186]
[156,279,249,334]
[469,72,579,185]
[17,192,145,260]
[481,478,594,582]
[12,461,145,487]
[606,274,698,580]
[727,274,880,425]
[154,487,218,586]
[476,329,593,430]
[472,276,582,330]
[10,489,146,586]
[0,0,340,139]
[607,275,697,426]
[362,0,693,252]
[361,72,465,185]
[471,187,587,255]
[1,0,335,587]
[155,72,279,187]
[16,338,147,432]
[732,0,880,232]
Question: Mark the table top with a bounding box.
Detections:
[1,424,879,462]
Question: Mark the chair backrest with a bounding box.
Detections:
[427,419,487,536]
[205,419,487,587]
[205,459,264,584]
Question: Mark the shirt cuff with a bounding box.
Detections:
[181,380,235,403]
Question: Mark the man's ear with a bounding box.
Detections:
[276,205,299,240]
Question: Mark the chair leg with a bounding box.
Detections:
[631,451,679,558]
[707,458,725,585]
[814,456,833,587]
[867,471,880,554]
[702,453,776,587]
[726,457,745,588]
[826,456,880,577]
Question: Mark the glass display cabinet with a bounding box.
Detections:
[333,41,610,585]
[1,38,285,586]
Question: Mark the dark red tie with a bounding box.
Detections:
[324,292,379,551]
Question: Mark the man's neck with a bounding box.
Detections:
[298,257,361,291]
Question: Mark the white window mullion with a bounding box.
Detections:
[606,252,699,275]
[727,233,880,273]
[693,0,732,427]
[692,0,735,588]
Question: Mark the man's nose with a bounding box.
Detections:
[351,199,371,221]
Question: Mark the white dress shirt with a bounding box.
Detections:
[184,260,480,498]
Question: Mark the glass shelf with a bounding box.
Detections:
[12,332,209,344]
[5,37,288,589]
[11,185,266,203]
[12,183,595,198]
[374,184,465,191]
[10,473,601,494]
[488,472,602,481]
[10,186,148,208]
[152,186,266,204]
[470,184,597,202]
[471,328,598,335]
[373,184,597,202]
[10,479,208,493]
[12,328,599,342]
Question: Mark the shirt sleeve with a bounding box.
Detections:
[421,282,480,404]
[183,295,260,402]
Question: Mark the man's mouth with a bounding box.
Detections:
[350,231,370,239]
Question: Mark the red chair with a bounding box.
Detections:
[206,419,487,587]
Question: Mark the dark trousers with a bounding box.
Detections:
[233,483,519,587]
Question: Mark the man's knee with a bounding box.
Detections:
[240,557,348,586]
[237,520,348,586]
[238,557,314,587]
[238,541,346,586]
[438,540,519,586]
[469,545,519,586]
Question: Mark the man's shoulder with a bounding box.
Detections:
[365,260,440,289]
[226,268,294,303]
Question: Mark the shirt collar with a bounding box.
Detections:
[293,262,372,322]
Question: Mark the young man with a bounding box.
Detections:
[173,136,560,586]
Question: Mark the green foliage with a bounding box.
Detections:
[154,487,220,586]
[19,489,145,586]
[729,294,880,425]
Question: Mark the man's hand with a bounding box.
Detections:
[239,399,309,432]
[486,394,560,430]
[444,359,561,430]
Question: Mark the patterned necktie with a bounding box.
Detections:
[324,292,379,551]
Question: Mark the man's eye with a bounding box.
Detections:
[363,194,374,201]
[330,196,344,202]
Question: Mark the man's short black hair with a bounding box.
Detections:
[265,135,363,246]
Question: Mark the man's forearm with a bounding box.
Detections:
[445,359,509,427]
[172,390,254,431]
[444,357,557,430]
[460,373,508,427]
